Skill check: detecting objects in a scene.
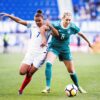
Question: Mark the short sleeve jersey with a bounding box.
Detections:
[26,21,51,53]
[50,20,80,51]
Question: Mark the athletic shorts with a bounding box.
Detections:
[21,51,47,68]
[48,48,72,61]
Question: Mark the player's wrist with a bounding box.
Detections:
[49,24,53,29]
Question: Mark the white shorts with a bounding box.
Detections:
[22,51,47,69]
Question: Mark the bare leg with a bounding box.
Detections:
[64,60,87,93]
[64,60,79,87]
[19,64,38,95]
[19,64,31,94]
[19,64,30,75]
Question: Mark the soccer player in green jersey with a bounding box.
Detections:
[42,12,92,93]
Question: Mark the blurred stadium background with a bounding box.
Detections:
[0,1,100,100]
[0,0,100,53]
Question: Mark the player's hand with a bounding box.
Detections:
[45,19,51,27]
[40,38,47,47]
[88,43,93,49]
[0,13,9,20]
[0,13,9,16]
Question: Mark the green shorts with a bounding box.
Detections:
[48,47,72,61]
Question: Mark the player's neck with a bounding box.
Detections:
[61,21,69,29]
[63,23,68,28]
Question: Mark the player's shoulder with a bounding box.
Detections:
[70,22,80,33]
[70,22,76,28]
[27,21,37,28]
[70,22,79,29]
[42,24,47,28]
[41,24,48,30]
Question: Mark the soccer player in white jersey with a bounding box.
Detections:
[0,10,58,95]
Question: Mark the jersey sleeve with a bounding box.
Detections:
[27,22,32,28]
[26,21,35,28]
[71,23,80,34]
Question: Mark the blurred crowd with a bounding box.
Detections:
[0,0,100,53]
[73,0,100,20]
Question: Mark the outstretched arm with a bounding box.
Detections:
[78,32,92,48]
[0,13,27,26]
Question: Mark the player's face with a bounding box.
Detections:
[63,16,71,25]
[34,17,44,27]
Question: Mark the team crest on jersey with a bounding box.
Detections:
[67,30,71,34]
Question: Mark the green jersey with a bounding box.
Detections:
[50,20,80,51]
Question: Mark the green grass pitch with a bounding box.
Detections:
[0,53,100,100]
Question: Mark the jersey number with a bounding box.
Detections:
[37,32,40,37]
[60,34,65,40]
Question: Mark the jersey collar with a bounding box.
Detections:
[60,21,70,29]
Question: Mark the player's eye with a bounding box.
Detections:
[35,19,41,22]
[66,19,71,21]
[36,20,41,22]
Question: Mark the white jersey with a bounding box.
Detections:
[22,21,51,68]
[27,21,50,54]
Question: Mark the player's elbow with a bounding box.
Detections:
[78,32,83,36]
[53,30,59,36]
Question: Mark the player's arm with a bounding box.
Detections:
[46,20,59,36]
[78,32,92,48]
[49,24,59,36]
[0,13,27,26]
[40,25,47,47]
